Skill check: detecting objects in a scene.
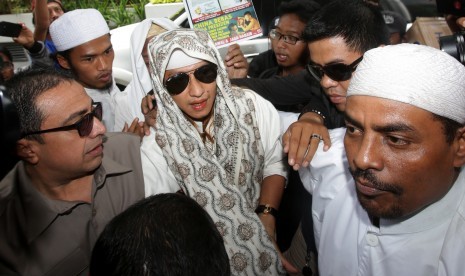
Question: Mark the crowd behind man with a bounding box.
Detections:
[1,0,465,275]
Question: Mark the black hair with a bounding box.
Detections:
[90,193,231,276]
[432,113,464,145]
[278,0,321,24]
[303,0,390,53]
[244,11,252,16]
[5,68,74,143]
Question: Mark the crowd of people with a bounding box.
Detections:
[1,0,465,275]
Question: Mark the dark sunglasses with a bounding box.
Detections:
[21,102,103,138]
[164,63,218,95]
[306,56,363,82]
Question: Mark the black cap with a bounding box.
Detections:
[382,10,407,36]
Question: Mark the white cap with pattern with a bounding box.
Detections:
[347,44,465,124]
[50,9,110,52]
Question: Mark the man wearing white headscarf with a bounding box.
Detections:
[114,18,179,131]
[49,9,120,132]
[299,43,465,275]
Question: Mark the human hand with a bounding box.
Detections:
[224,43,249,79]
[122,117,145,139]
[258,214,299,274]
[12,23,35,48]
[283,112,331,171]
[457,17,465,29]
[141,92,158,136]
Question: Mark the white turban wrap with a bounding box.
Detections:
[50,9,110,52]
[347,44,465,124]
[166,49,203,70]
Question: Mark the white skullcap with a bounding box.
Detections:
[50,9,110,52]
[348,44,465,124]
[166,50,203,70]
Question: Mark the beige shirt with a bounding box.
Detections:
[0,133,145,276]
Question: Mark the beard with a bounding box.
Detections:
[349,167,405,219]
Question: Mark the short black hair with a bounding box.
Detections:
[278,0,321,24]
[432,113,464,145]
[5,68,75,143]
[244,11,252,16]
[303,0,389,53]
[90,193,231,276]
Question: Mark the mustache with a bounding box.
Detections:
[349,167,403,195]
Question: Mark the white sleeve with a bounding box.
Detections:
[140,130,180,197]
[248,90,288,179]
[299,128,351,195]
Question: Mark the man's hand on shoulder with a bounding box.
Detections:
[283,112,331,171]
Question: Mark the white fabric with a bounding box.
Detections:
[299,128,465,276]
[49,9,109,52]
[165,49,203,70]
[85,82,120,132]
[143,89,287,195]
[348,44,465,124]
[114,18,178,130]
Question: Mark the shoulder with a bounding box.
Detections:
[103,132,142,165]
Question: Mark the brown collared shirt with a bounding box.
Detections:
[0,133,145,276]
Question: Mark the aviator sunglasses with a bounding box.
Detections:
[306,56,363,82]
[21,102,103,138]
[164,63,218,95]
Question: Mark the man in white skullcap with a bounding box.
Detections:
[49,9,123,132]
[299,43,465,275]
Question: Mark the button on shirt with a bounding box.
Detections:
[299,128,465,276]
[0,133,145,276]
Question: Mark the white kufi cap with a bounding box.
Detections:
[50,9,110,52]
[347,44,465,124]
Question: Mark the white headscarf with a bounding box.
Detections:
[125,18,179,120]
[348,44,465,124]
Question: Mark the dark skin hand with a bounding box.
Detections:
[283,112,331,171]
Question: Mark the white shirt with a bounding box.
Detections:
[300,128,465,276]
[85,82,119,132]
[142,92,287,196]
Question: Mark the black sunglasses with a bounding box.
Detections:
[164,63,218,95]
[306,56,363,82]
[21,102,103,138]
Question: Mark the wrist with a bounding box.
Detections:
[255,204,278,218]
[26,41,43,54]
[299,111,325,124]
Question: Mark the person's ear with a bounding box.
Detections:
[57,54,71,70]
[16,138,40,165]
[453,126,465,167]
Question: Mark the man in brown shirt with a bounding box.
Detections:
[0,69,145,275]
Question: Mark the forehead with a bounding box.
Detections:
[47,2,62,9]
[37,81,91,119]
[345,95,437,128]
[70,35,111,56]
[277,14,306,32]
[308,36,362,65]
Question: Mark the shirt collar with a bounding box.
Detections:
[20,155,132,243]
